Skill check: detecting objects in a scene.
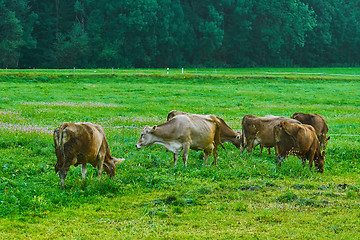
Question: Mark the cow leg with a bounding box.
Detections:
[212,145,219,167]
[203,151,210,165]
[173,153,179,166]
[246,140,254,153]
[307,151,316,171]
[267,148,271,155]
[203,145,214,166]
[300,156,306,168]
[81,164,87,180]
[276,156,285,168]
[182,143,190,167]
[96,154,105,179]
[246,145,253,153]
[59,158,74,190]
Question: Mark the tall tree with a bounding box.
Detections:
[249,0,316,66]
[0,0,37,68]
[5,0,360,68]
[219,0,254,66]
[0,1,23,67]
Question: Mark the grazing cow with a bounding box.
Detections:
[54,122,124,189]
[240,114,301,153]
[291,112,330,150]
[274,121,325,173]
[167,110,241,149]
[136,114,222,166]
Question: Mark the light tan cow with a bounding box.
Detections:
[167,110,241,149]
[240,114,301,153]
[291,112,330,150]
[54,122,124,189]
[274,121,325,172]
[136,114,222,166]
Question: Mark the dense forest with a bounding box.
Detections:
[1,0,359,68]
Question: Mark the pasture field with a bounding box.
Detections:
[0,69,359,239]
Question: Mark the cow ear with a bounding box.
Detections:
[281,121,293,136]
[112,157,125,163]
[149,126,157,133]
[326,136,331,140]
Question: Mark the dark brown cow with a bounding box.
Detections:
[240,114,301,153]
[54,122,124,189]
[291,113,330,150]
[136,114,222,166]
[274,121,325,172]
[167,110,241,149]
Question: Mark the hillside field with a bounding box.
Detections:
[0,69,359,239]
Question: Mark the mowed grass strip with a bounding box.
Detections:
[0,72,359,239]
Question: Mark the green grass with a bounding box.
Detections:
[0,70,359,239]
[2,67,360,78]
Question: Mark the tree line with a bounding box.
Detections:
[1,0,359,69]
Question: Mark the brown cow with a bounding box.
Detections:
[240,114,301,153]
[274,121,325,173]
[167,110,241,149]
[291,112,330,150]
[54,122,124,189]
[136,114,221,166]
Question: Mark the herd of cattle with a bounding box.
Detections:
[54,111,330,189]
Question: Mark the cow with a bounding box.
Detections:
[54,122,125,189]
[136,114,222,166]
[291,112,330,150]
[240,114,301,154]
[166,110,241,149]
[274,120,325,173]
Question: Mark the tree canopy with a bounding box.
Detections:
[1,0,359,68]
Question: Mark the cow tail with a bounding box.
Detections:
[241,117,248,148]
[54,127,61,173]
[54,123,68,173]
[242,128,247,148]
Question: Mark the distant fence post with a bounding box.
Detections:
[215,69,217,74]
[167,68,169,75]
[73,67,75,76]
[182,68,184,74]
[112,67,114,74]
[196,68,197,74]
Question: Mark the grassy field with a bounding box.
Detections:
[0,69,359,239]
[2,67,360,78]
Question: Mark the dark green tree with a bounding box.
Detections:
[249,0,316,66]
[0,0,37,68]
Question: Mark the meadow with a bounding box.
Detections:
[0,69,359,239]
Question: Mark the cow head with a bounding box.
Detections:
[234,131,242,149]
[315,151,326,173]
[290,112,305,122]
[280,121,298,136]
[319,135,331,150]
[103,157,125,177]
[136,125,157,149]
